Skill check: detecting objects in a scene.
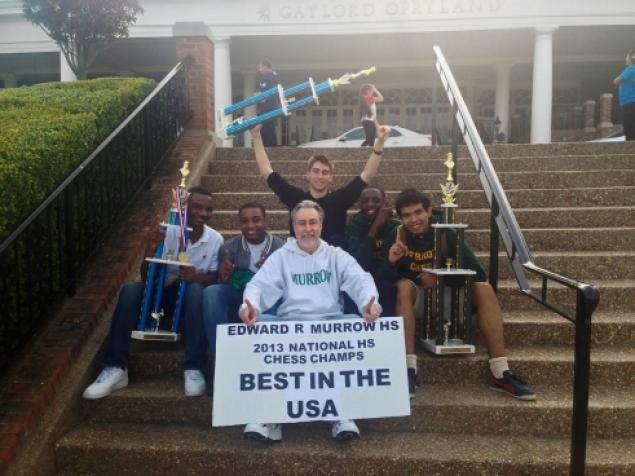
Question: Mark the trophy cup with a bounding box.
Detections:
[419,153,477,354]
[217,67,376,138]
[131,161,195,342]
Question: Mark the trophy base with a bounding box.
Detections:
[131,330,181,342]
[145,258,195,267]
[420,338,475,355]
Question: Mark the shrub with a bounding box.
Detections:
[0,77,155,239]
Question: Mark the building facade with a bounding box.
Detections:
[1,0,634,144]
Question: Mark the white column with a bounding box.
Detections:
[60,51,77,82]
[213,36,233,147]
[242,70,257,148]
[530,27,556,144]
[494,64,511,142]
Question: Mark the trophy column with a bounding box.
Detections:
[131,162,195,342]
[217,67,377,138]
[420,153,477,355]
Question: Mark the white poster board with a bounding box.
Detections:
[212,317,410,426]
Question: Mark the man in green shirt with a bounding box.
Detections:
[345,187,400,315]
[386,188,535,401]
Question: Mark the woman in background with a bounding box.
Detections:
[359,84,384,147]
[613,49,635,141]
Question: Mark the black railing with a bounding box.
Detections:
[433,45,599,476]
[0,59,192,372]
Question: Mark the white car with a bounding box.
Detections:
[299,126,433,148]
[589,132,625,142]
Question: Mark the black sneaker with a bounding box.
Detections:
[488,370,536,401]
[407,368,417,397]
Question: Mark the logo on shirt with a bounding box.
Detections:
[291,270,332,286]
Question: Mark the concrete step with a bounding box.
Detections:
[127,343,635,386]
[469,228,635,253]
[495,279,634,312]
[81,379,635,439]
[214,141,635,161]
[210,154,635,175]
[210,206,635,231]
[479,251,635,281]
[417,345,635,386]
[55,422,635,475]
[211,187,635,210]
[502,311,635,347]
[202,170,635,193]
[215,228,635,253]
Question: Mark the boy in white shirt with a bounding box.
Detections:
[83,187,223,399]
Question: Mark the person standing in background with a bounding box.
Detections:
[613,49,635,141]
[257,59,280,147]
[359,83,384,147]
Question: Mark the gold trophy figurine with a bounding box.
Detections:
[179,161,191,189]
[177,161,190,264]
[444,152,455,182]
[441,152,459,206]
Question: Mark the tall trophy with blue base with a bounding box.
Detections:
[131,161,195,342]
[217,67,376,138]
[419,153,477,355]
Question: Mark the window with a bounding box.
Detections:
[342,128,365,141]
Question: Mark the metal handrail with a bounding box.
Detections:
[433,45,599,476]
[0,59,192,372]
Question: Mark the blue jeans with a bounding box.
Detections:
[202,284,282,354]
[343,280,396,317]
[201,284,243,354]
[102,281,206,372]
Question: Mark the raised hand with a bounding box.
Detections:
[388,228,408,264]
[373,198,393,228]
[239,298,258,327]
[376,125,391,143]
[251,124,262,135]
[219,249,235,282]
[362,296,381,322]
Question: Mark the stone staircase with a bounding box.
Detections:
[54,142,635,475]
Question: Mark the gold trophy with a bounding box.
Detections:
[419,153,476,354]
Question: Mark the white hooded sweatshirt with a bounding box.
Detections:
[242,238,379,320]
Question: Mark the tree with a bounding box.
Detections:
[23,0,143,80]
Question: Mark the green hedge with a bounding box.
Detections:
[0,77,155,239]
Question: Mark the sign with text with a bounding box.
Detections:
[212,317,409,426]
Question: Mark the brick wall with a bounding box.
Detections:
[176,37,214,132]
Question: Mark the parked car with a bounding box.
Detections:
[299,126,433,148]
[589,132,625,142]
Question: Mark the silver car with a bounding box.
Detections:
[299,126,433,148]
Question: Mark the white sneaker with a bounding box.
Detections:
[183,370,206,397]
[82,367,128,399]
[331,419,360,441]
[243,423,283,442]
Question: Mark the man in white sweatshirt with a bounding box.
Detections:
[239,200,382,442]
